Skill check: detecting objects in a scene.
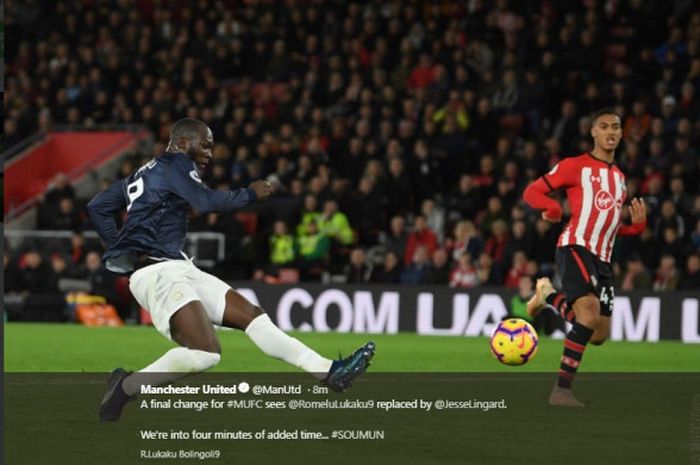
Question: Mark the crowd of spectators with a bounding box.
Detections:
[5,0,700,311]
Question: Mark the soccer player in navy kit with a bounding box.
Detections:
[523,109,646,407]
[89,118,375,421]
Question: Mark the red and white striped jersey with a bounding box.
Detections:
[543,153,627,262]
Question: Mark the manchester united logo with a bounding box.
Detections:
[594,190,615,211]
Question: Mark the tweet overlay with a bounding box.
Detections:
[5,373,699,465]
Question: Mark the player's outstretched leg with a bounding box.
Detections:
[527,277,575,322]
[548,294,598,407]
[526,278,555,316]
[549,383,585,407]
[321,341,376,393]
[222,290,375,391]
[100,301,222,421]
[99,368,134,421]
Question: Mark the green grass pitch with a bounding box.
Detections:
[4,322,699,372]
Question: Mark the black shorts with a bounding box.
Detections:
[555,245,615,316]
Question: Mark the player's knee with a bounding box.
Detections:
[590,327,609,345]
[224,290,266,320]
[236,306,266,331]
[576,308,600,328]
[251,305,265,318]
[188,349,221,372]
[574,296,600,327]
[588,312,601,329]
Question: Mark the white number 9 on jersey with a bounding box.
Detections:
[126,177,144,211]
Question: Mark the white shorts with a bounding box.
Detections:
[128,259,231,340]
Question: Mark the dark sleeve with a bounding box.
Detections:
[87,180,127,248]
[167,155,256,213]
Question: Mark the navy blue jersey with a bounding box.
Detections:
[87,152,256,273]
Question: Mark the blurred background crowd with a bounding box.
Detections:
[4,0,700,321]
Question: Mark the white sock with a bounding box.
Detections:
[245,314,333,378]
[122,347,221,396]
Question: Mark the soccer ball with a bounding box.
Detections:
[489,318,539,366]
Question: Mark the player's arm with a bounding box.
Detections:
[86,179,128,248]
[168,156,271,213]
[522,160,573,223]
[618,197,647,236]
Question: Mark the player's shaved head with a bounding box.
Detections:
[171,118,208,141]
[167,118,214,160]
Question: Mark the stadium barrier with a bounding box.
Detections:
[230,282,700,343]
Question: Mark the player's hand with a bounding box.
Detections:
[541,212,561,223]
[541,205,563,223]
[629,197,646,224]
[249,180,274,199]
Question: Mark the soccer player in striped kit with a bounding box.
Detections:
[523,108,647,407]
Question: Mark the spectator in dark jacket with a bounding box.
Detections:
[16,250,58,294]
[400,246,432,285]
[370,251,402,285]
[345,248,370,284]
[678,254,700,290]
[423,248,451,285]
